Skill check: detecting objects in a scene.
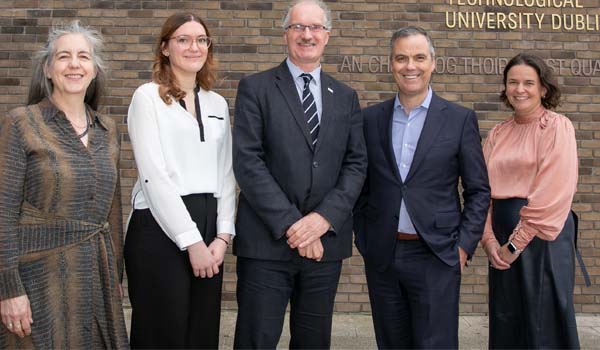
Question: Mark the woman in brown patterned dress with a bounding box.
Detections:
[0,21,129,349]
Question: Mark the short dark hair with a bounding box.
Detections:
[500,53,561,110]
[389,26,435,59]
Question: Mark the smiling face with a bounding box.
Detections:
[284,1,330,72]
[505,64,547,116]
[391,34,435,102]
[162,20,209,80]
[46,33,96,100]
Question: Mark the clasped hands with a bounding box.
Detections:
[187,234,230,278]
[485,239,518,270]
[286,212,330,261]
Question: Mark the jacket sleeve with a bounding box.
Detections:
[313,90,368,232]
[0,114,27,300]
[232,77,303,240]
[457,110,491,257]
[108,131,124,282]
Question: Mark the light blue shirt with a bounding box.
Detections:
[393,87,432,234]
[286,58,323,122]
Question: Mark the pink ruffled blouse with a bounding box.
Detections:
[481,105,578,250]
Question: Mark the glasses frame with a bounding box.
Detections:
[169,35,213,49]
[285,24,329,33]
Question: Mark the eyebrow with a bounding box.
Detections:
[55,50,92,55]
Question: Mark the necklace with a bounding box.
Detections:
[76,110,91,139]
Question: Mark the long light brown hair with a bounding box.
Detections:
[153,13,216,104]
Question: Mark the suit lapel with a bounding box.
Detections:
[274,61,314,150]
[377,98,403,184]
[405,93,447,182]
[314,72,334,153]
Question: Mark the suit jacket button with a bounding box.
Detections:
[401,185,407,191]
[312,161,319,168]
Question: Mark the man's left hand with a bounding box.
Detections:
[286,212,330,249]
[458,247,468,273]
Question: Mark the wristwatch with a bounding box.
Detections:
[507,240,523,255]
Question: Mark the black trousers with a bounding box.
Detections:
[234,256,342,349]
[124,194,222,349]
[489,198,580,349]
[365,239,461,349]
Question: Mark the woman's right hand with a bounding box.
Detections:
[1,295,33,338]
[187,241,219,278]
[484,240,511,270]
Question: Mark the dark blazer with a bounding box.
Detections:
[354,93,490,271]
[232,61,367,262]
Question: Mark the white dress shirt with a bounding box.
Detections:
[127,82,236,250]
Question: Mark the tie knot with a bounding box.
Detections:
[300,73,313,86]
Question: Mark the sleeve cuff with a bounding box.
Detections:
[509,222,537,251]
[175,229,203,251]
[0,268,26,300]
[217,220,236,237]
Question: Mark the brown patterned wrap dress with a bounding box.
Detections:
[0,99,129,349]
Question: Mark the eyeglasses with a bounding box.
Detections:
[170,35,212,49]
[286,24,329,33]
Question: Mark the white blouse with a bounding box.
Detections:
[127,82,236,249]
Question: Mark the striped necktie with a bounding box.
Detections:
[300,73,320,146]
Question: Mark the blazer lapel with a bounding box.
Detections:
[405,93,447,182]
[274,61,314,150]
[377,99,403,184]
[314,72,334,153]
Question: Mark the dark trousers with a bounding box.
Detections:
[234,256,343,349]
[124,194,222,349]
[365,239,461,349]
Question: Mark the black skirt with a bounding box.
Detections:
[488,198,579,349]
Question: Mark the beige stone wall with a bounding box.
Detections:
[1,0,598,313]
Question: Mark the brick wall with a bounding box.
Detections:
[1,0,598,314]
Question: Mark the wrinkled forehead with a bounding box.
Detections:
[52,33,93,55]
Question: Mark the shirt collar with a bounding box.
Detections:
[39,97,108,130]
[286,58,322,86]
[394,87,433,112]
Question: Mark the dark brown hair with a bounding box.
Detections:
[152,13,216,104]
[501,53,561,110]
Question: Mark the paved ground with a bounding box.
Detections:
[124,308,600,349]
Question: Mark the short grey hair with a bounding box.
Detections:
[282,0,332,31]
[390,26,435,59]
[28,20,107,110]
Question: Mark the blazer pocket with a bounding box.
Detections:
[435,211,461,228]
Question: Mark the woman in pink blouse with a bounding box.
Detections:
[481,53,579,349]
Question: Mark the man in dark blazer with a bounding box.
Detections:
[354,27,490,349]
[232,0,367,348]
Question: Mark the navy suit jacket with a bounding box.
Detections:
[233,61,367,262]
[354,93,490,271]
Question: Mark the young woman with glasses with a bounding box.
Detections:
[125,13,236,349]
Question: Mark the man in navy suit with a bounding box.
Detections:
[354,26,490,349]
[232,0,367,348]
